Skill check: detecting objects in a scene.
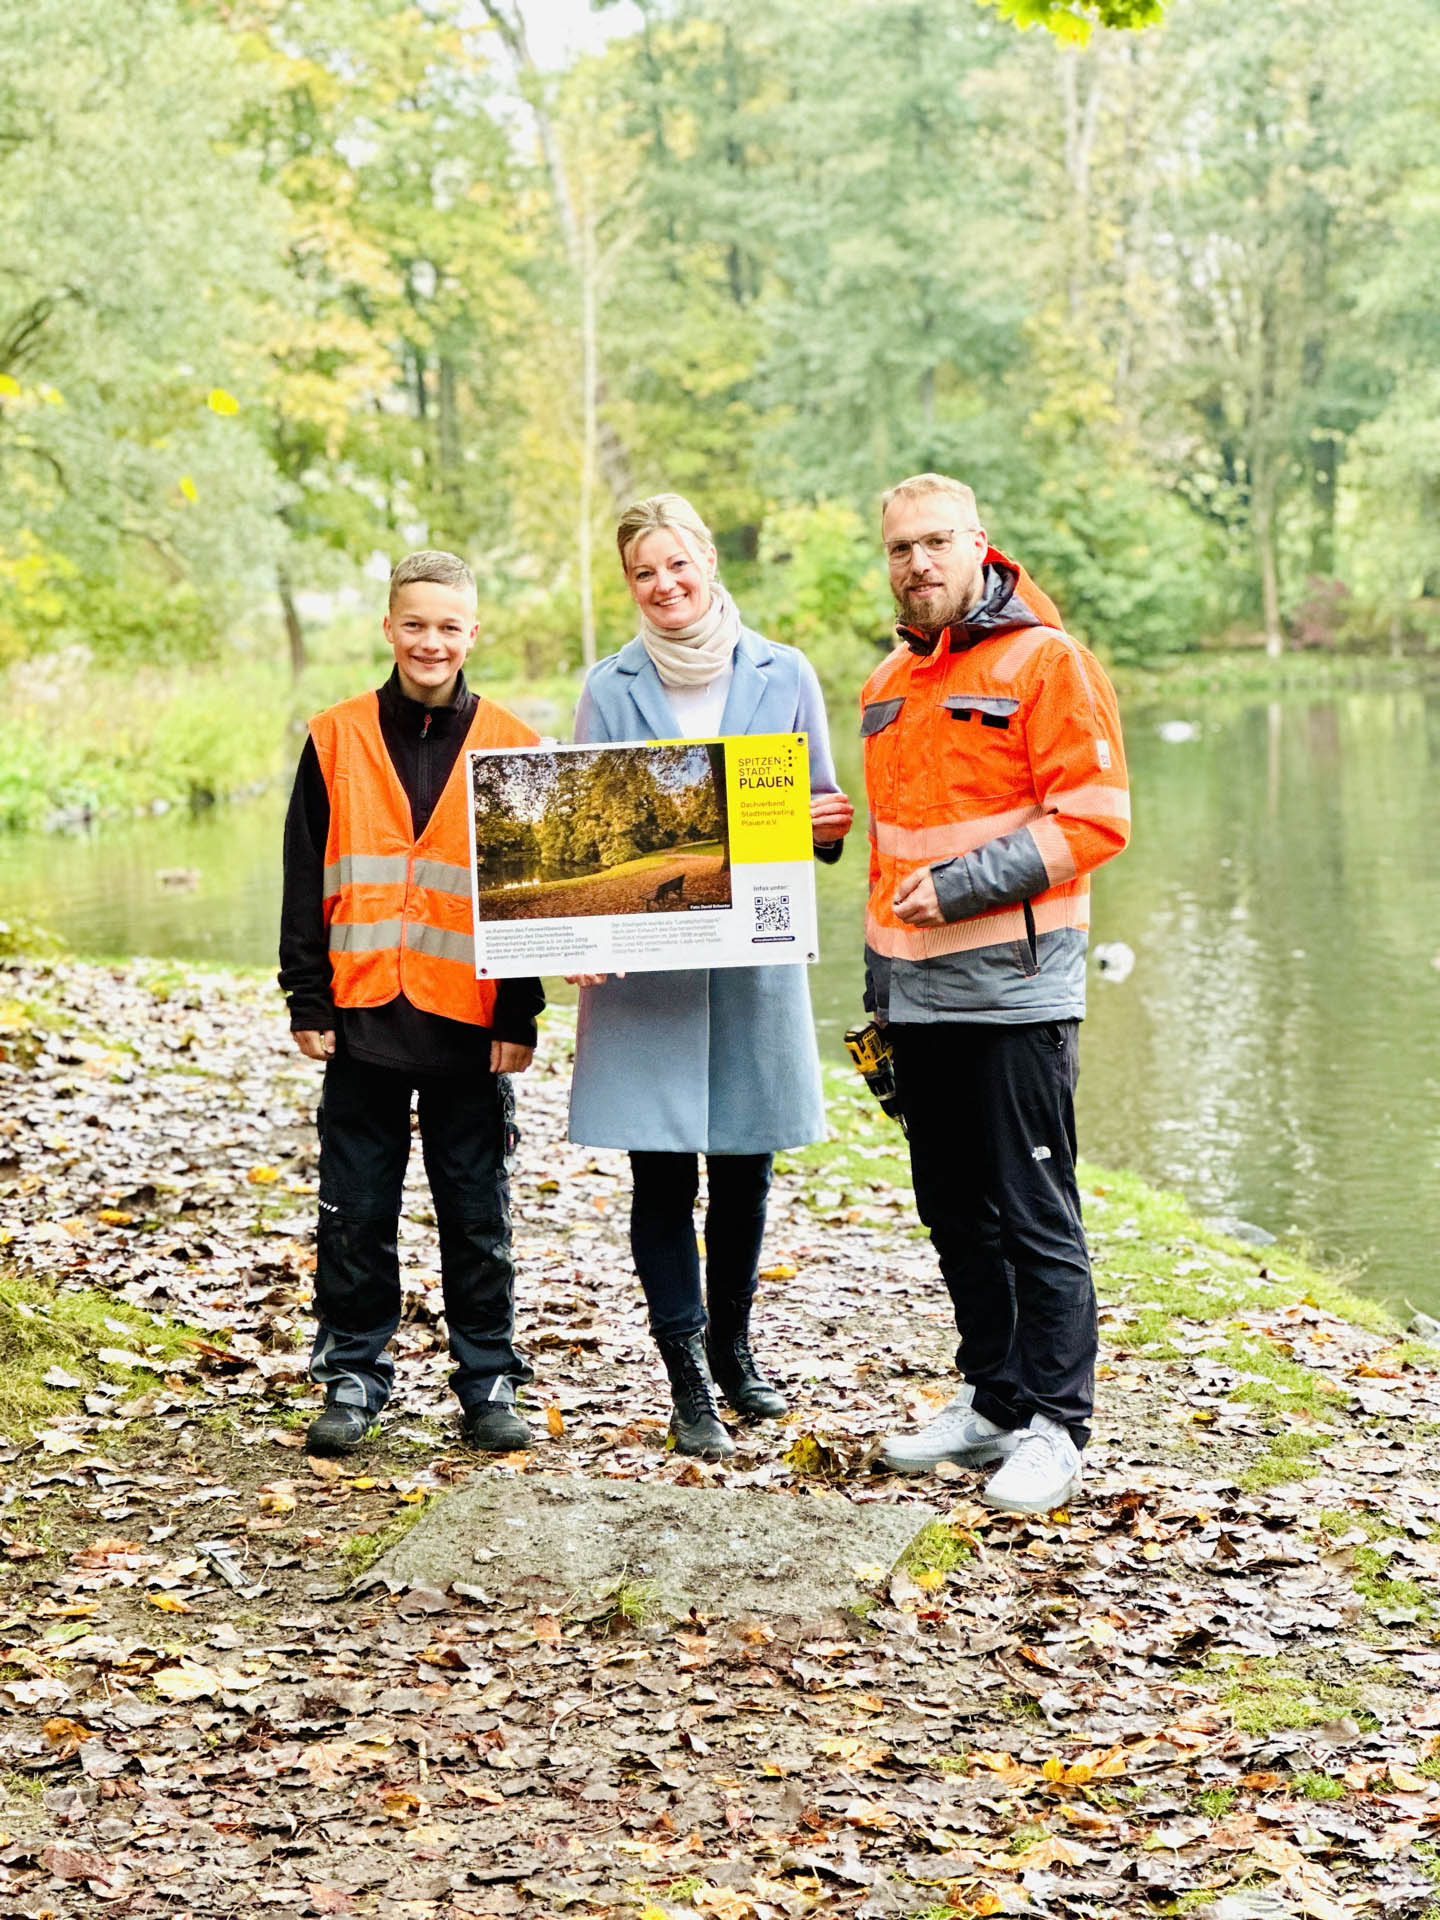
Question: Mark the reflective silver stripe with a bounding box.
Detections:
[323,853,410,897]
[411,857,474,897]
[328,919,404,953]
[403,922,475,964]
[329,917,474,964]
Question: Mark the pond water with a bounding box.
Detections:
[3,682,1438,1311]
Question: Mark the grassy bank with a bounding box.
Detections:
[1109,645,1438,704]
[4,636,1435,837]
[787,1061,1393,1332]
[0,647,579,835]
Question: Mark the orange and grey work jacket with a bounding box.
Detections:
[309,691,538,1027]
[862,551,1130,1025]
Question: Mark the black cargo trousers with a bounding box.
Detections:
[888,1020,1097,1448]
[308,1047,527,1416]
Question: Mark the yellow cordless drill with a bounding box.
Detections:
[844,1022,907,1134]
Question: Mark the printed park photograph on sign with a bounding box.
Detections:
[471,742,730,919]
[466,734,818,979]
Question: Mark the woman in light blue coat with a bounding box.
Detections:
[568,493,853,1459]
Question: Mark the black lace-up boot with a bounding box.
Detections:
[706,1307,788,1420]
[655,1331,735,1459]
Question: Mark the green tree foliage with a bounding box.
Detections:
[212,0,538,671]
[0,0,286,662]
[474,744,718,879]
[982,0,1168,38]
[1,0,1436,703]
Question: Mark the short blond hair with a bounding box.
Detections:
[880,473,982,530]
[389,549,475,607]
[615,493,717,573]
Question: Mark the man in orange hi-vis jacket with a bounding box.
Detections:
[864,474,1130,1513]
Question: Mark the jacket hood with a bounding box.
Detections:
[897,547,1063,655]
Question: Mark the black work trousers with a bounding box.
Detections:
[628,1152,774,1343]
[889,1020,1097,1448]
[309,1048,525,1414]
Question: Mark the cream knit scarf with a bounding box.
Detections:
[636,581,743,690]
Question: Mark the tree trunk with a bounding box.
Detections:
[1253,244,1283,657]
[437,353,463,549]
[1256,481,1283,659]
[278,565,306,681]
[579,205,598,674]
[706,743,731,874]
[1059,41,1105,321]
[1301,80,1337,579]
[476,0,632,500]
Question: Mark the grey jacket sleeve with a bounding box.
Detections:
[930,827,1050,921]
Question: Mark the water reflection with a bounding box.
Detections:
[2,684,1438,1309]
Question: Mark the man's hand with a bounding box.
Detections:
[490,1040,535,1075]
[892,867,946,927]
[293,1029,335,1060]
[811,789,855,845]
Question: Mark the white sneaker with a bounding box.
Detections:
[879,1385,1021,1475]
[981,1414,1083,1513]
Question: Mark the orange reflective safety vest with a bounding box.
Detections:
[861,550,1130,1025]
[309,692,539,1027]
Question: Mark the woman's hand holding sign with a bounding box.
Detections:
[810,789,854,846]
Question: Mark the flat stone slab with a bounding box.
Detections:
[371,1472,939,1620]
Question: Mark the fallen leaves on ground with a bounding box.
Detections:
[0,960,1439,1917]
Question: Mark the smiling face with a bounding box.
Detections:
[383,580,478,705]
[624,525,717,631]
[882,491,988,633]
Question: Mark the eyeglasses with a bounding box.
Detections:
[886,527,964,566]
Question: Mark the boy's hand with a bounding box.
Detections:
[490,1040,535,1075]
[294,1029,335,1060]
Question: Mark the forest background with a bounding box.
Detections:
[2,0,1438,829]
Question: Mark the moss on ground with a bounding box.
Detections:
[339,1493,434,1581]
[1183,1655,1379,1735]
[901,1520,972,1582]
[0,1264,200,1437]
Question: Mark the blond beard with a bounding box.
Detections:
[896,568,985,633]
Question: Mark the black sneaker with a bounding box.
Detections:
[461,1402,531,1451]
[305,1403,375,1455]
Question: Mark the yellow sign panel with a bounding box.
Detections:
[724,733,813,864]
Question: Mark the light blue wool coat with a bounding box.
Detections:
[568,627,841,1154]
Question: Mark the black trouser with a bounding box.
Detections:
[309,1049,525,1414]
[889,1020,1096,1448]
[628,1152,774,1342]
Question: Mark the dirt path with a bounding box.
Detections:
[1,958,1439,1918]
[478,849,729,920]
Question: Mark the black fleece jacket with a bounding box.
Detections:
[277,668,544,1074]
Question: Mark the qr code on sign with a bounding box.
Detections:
[754,893,791,934]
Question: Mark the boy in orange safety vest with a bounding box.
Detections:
[279,551,543,1455]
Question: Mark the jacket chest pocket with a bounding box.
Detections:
[930,693,1028,814]
[944,694,1020,729]
[861,696,905,819]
